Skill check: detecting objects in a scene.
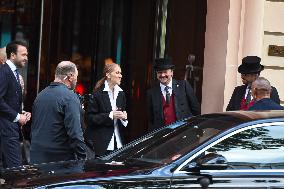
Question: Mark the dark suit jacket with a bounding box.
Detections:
[0,63,23,167]
[147,79,200,131]
[0,63,22,136]
[85,84,127,156]
[248,98,284,110]
[226,85,280,111]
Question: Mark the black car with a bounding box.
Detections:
[1,111,284,188]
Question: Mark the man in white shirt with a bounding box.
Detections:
[0,41,31,168]
[147,58,200,131]
[226,56,280,111]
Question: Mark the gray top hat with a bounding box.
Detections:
[238,56,264,74]
[154,58,175,71]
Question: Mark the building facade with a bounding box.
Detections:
[0,0,283,141]
[202,0,284,114]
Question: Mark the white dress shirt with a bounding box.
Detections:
[103,80,128,150]
[160,79,173,99]
[6,60,19,81]
[245,85,251,99]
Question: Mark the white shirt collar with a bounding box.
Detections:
[6,60,17,72]
[160,79,173,91]
[103,80,123,92]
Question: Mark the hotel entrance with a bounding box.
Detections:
[0,0,207,142]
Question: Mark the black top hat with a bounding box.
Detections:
[154,58,175,71]
[238,56,264,74]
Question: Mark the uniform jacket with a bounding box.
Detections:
[30,82,86,164]
[147,79,200,131]
[248,98,284,110]
[226,85,280,111]
[85,84,127,156]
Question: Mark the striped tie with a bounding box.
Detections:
[165,86,170,105]
[15,69,20,83]
[246,87,251,104]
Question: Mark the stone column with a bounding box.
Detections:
[242,0,265,57]
[202,0,265,113]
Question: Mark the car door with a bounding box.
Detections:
[171,122,284,188]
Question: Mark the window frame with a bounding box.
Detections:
[174,121,284,174]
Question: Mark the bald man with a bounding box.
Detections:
[30,61,87,164]
[248,77,284,110]
[0,47,6,65]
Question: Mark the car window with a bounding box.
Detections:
[206,124,284,169]
[131,126,221,164]
[104,114,244,163]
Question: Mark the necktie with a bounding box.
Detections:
[15,69,20,83]
[246,87,251,104]
[165,86,170,105]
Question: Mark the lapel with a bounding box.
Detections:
[101,91,113,111]
[100,84,124,111]
[172,79,179,97]
[116,92,123,109]
[153,83,163,118]
[4,63,22,98]
[235,85,247,109]
[172,79,180,113]
[238,85,247,99]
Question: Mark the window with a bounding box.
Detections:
[206,125,284,169]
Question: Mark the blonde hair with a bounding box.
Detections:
[94,62,120,92]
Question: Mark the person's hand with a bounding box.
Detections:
[19,114,28,126]
[19,111,31,126]
[113,110,125,119]
[23,111,31,122]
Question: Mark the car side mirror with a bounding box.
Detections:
[184,153,228,172]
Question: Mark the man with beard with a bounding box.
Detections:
[0,41,31,168]
[226,56,280,111]
[30,61,87,164]
[147,58,200,131]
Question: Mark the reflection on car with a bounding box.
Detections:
[1,111,284,188]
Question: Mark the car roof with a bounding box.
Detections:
[168,110,284,130]
[162,110,284,139]
[207,111,284,124]
[220,110,284,120]
[188,111,284,131]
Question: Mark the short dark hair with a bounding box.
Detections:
[6,40,28,59]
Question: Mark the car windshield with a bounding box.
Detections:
[102,114,245,164]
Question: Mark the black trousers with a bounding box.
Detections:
[1,135,22,168]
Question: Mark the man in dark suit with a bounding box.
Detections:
[30,61,87,164]
[0,41,31,168]
[226,56,280,111]
[147,58,200,131]
[249,77,284,110]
